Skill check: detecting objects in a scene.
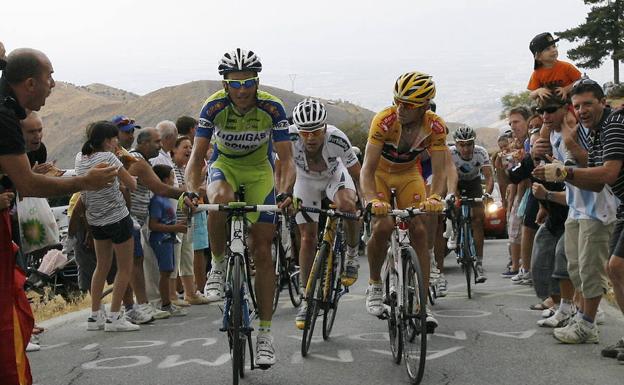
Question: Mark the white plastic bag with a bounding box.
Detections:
[17,196,61,254]
[38,249,67,275]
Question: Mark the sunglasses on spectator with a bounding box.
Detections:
[536,106,562,114]
[572,78,599,89]
[298,127,325,138]
[393,98,424,110]
[224,77,259,89]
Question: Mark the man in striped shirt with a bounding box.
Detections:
[538,78,624,356]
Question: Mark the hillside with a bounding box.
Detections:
[40,81,502,168]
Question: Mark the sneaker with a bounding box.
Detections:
[87,309,106,331]
[446,236,457,250]
[520,272,533,285]
[500,269,519,278]
[204,269,225,302]
[105,313,140,332]
[139,303,170,320]
[437,274,448,297]
[542,306,557,318]
[601,338,624,358]
[341,258,359,287]
[475,263,487,283]
[172,299,191,307]
[511,268,528,284]
[553,318,598,344]
[125,304,154,325]
[162,303,188,317]
[185,292,210,305]
[365,282,384,316]
[255,333,276,367]
[426,309,438,333]
[26,341,40,352]
[294,303,307,330]
[537,309,573,328]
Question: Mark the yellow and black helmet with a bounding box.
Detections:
[393,71,436,106]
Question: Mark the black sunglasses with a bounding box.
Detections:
[572,78,599,89]
[536,105,562,114]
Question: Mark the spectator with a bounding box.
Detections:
[75,121,138,332]
[0,47,116,385]
[176,115,197,143]
[112,115,141,150]
[148,164,188,316]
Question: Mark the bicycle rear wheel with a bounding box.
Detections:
[401,247,427,384]
[231,253,245,385]
[302,243,327,356]
[323,241,343,340]
[271,235,283,314]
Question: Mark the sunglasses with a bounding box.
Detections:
[224,77,259,89]
[572,77,599,89]
[394,98,424,110]
[536,105,562,114]
[298,127,324,138]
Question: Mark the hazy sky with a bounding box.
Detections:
[1,0,616,126]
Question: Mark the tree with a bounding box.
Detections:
[557,0,624,84]
[499,91,534,119]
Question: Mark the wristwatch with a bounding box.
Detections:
[545,191,553,202]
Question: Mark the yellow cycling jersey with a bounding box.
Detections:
[368,106,448,173]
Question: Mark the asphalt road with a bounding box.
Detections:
[30,239,624,385]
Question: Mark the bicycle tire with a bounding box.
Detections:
[271,235,282,314]
[231,253,244,384]
[385,266,402,364]
[428,283,436,306]
[322,234,343,340]
[301,242,327,357]
[287,257,302,307]
[462,222,472,299]
[401,247,427,385]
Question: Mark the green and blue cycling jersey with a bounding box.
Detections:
[196,89,289,223]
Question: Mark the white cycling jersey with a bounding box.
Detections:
[288,124,358,179]
[449,144,491,181]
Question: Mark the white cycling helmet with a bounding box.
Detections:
[292,98,327,130]
[218,48,262,75]
[453,125,476,142]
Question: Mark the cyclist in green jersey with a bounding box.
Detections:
[186,48,295,367]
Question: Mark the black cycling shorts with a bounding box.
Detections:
[89,214,133,244]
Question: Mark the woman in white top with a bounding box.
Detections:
[75,121,138,332]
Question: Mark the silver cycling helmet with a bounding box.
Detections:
[453,125,476,142]
[292,98,327,130]
[218,48,262,75]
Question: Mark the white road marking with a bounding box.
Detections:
[433,310,492,318]
[482,329,537,339]
[170,338,218,347]
[39,343,68,350]
[157,354,231,368]
[432,330,467,340]
[81,343,99,350]
[113,340,167,349]
[82,356,152,369]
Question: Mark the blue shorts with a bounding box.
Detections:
[133,228,143,257]
[150,240,175,272]
[193,212,209,251]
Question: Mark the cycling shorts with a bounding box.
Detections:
[374,166,426,209]
[208,156,276,224]
[294,162,355,224]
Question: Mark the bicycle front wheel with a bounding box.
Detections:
[385,267,402,364]
[462,223,472,299]
[271,235,283,314]
[323,243,343,340]
[230,253,245,384]
[401,247,427,384]
[302,243,327,356]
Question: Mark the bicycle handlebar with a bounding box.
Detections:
[196,203,280,212]
[299,206,361,220]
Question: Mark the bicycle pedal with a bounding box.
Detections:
[256,364,271,371]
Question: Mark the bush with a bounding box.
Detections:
[606,83,624,98]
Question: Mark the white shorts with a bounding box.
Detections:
[294,163,355,225]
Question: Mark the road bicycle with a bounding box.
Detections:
[271,211,302,313]
[371,188,428,384]
[300,205,359,356]
[196,186,279,385]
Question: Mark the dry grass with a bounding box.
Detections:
[608,97,624,109]
[29,286,112,323]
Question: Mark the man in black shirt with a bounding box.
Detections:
[538,78,624,357]
[0,47,117,385]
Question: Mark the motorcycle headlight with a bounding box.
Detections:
[486,202,499,214]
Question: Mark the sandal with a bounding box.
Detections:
[530,303,548,311]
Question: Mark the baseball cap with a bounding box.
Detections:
[530,32,560,69]
[111,115,141,132]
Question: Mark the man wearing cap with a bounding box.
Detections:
[112,114,141,150]
[527,32,581,101]
[536,79,624,351]
[0,47,117,385]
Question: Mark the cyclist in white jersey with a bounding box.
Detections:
[449,125,494,282]
[289,98,361,329]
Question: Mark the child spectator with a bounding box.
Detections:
[149,164,188,316]
[75,121,138,332]
[527,32,582,102]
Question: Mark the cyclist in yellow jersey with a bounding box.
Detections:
[360,71,447,331]
[186,48,295,367]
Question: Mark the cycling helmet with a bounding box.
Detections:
[218,48,262,75]
[453,126,477,142]
[394,71,436,106]
[292,98,327,130]
[453,125,476,142]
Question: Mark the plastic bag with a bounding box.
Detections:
[17,196,61,254]
[38,249,67,275]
